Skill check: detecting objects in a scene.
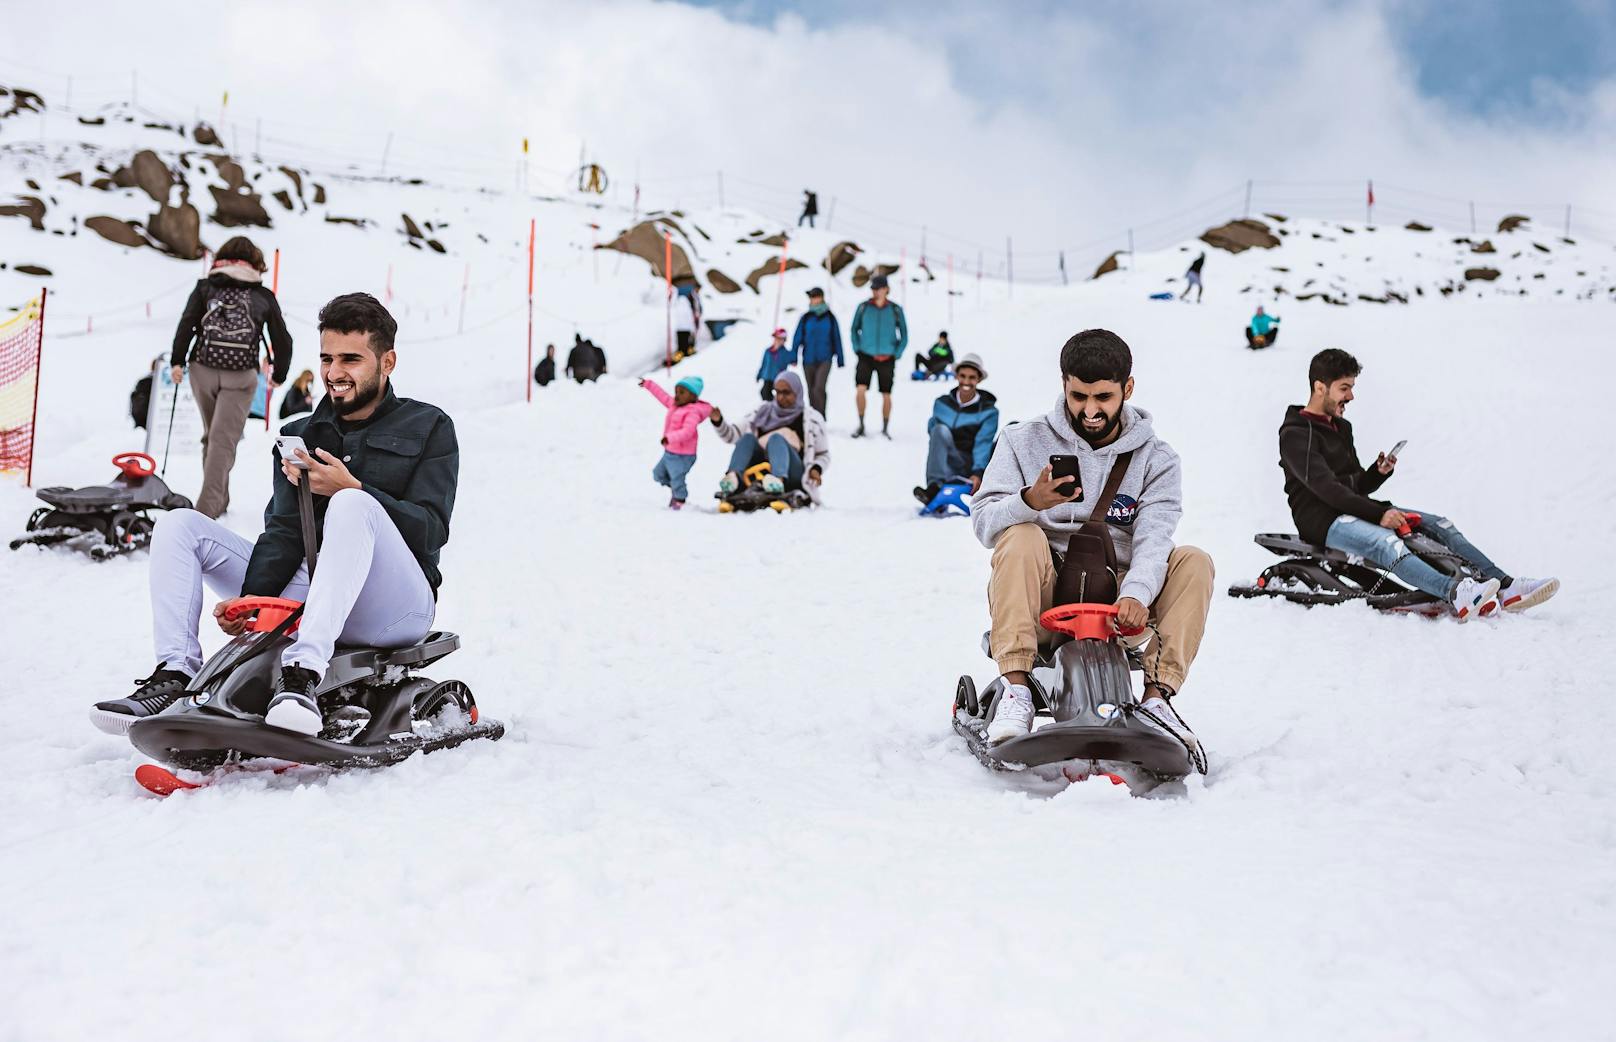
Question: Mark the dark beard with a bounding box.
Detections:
[1067,407,1120,446]
[333,374,382,416]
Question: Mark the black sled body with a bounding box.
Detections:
[11,452,191,559]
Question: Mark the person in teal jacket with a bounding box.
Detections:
[1246,306,1280,349]
[849,274,908,439]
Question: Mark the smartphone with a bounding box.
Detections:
[1387,439,1407,459]
[276,435,310,469]
[1048,454,1084,501]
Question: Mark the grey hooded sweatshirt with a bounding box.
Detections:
[972,400,1183,607]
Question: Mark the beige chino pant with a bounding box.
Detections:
[188,362,257,518]
[987,522,1214,694]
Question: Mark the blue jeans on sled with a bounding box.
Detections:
[727,432,804,488]
[1324,509,1505,599]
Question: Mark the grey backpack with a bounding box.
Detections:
[194,285,260,371]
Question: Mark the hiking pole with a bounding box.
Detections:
[296,469,319,577]
[160,366,180,477]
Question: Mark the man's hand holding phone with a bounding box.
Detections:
[1376,438,1406,475]
[1022,463,1083,511]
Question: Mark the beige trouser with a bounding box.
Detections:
[189,363,257,519]
[987,522,1215,694]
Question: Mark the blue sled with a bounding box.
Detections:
[910,368,951,382]
[920,483,972,517]
[1148,292,1175,301]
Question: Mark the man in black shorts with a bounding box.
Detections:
[849,274,908,439]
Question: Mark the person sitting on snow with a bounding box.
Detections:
[91,293,459,738]
[567,333,601,383]
[972,329,1212,749]
[710,370,831,502]
[913,353,998,505]
[914,331,954,378]
[1246,306,1280,348]
[756,327,796,400]
[1280,348,1557,619]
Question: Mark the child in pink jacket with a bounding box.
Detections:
[640,375,713,509]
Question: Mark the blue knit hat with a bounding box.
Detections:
[675,376,704,397]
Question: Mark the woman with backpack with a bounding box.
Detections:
[170,236,292,517]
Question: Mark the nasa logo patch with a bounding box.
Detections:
[1107,494,1139,526]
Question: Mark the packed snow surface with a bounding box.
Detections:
[2,146,1614,1038]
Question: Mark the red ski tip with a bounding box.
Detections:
[134,764,201,797]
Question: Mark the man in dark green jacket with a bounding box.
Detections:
[90,293,461,739]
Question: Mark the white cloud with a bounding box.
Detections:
[13,0,1615,275]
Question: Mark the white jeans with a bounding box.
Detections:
[150,489,436,678]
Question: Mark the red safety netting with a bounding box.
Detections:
[0,293,46,481]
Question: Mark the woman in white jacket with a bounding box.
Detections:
[710,370,831,503]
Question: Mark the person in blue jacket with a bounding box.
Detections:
[850,273,908,439]
[791,287,844,418]
[1245,306,1280,349]
[913,353,998,504]
[756,328,795,400]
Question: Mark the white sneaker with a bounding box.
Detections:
[986,685,1034,744]
[1450,576,1501,622]
[1138,696,1199,751]
[1498,576,1559,613]
[760,474,785,494]
[264,666,322,735]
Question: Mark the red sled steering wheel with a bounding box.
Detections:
[1040,602,1146,641]
[218,596,304,633]
[113,452,157,479]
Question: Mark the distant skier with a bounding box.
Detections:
[534,344,557,386]
[170,235,293,518]
[640,375,713,510]
[914,331,954,378]
[913,353,997,505]
[791,287,844,419]
[1179,252,1206,303]
[1278,348,1558,618]
[1245,306,1280,349]
[798,189,819,228]
[849,273,908,439]
[567,334,601,383]
[756,328,795,401]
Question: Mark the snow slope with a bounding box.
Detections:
[3,95,1615,1042]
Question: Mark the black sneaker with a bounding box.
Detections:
[265,665,323,736]
[851,424,866,439]
[913,482,940,506]
[91,667,191,736]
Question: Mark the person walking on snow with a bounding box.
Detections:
[92,293,458,738]
[972,329,1213,751]
[757,328,796,400]
[799,190,819,228]
[792,287,844,419]
[170,235,293,518]
[672,285,700,362]
[850,273,908,438]
[1179,251,1206,302]
[1246,306,1280,349]
[710,370,831,503]
[914,353,998,504]
[641,375,713,510]
[1278,349,1558,619]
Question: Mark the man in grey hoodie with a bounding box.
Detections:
[971,329,1213,748]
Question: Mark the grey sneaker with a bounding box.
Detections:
[91,667,191,736]
[264,666,323,735]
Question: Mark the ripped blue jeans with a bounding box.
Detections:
[1325,510,1506,600]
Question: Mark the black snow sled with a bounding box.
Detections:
[10,452,191,559]
[716,461,812,514]
[122,597,504,772]
[1226,513,1480,616]
[953,603,1205,795]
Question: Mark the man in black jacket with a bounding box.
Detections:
[91,293,460,737]
[1279,348,1556,620]
[566,334,601,383]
